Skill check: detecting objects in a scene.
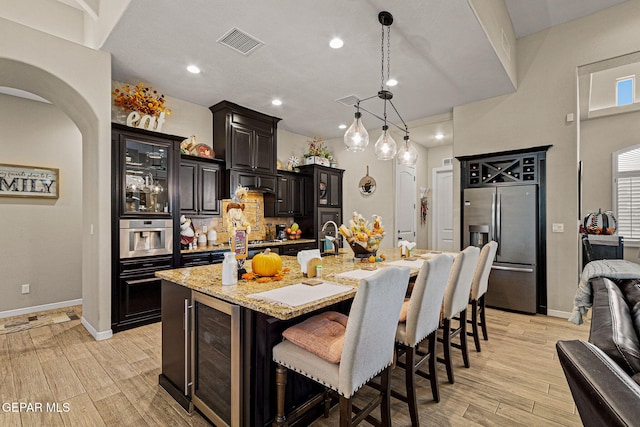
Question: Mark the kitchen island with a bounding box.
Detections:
[157,249,437,426]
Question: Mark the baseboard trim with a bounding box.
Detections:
[81,317,112,341]
[546,309,572,319]
[0,298,83,319]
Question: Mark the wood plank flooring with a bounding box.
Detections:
[0,307,589,426]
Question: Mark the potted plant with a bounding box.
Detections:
[303,137,333,167]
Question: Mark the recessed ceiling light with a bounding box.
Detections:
[272,99,282,106]
[435,133,444,140]
[386,79,398,87]
[339,124,347,129]
[329,38,344,49]
[187,65,201,74]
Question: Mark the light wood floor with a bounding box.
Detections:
[0,307,589,426]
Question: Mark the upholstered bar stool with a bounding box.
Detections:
[468,241,498,352]
[393,254,454,427]
[272,266,410,427]
[438,246,480,384]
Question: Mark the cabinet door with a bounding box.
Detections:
[180,160,198,214]
[119,272,162,322]
[276,175,290,216]
[161,281,191,397]
[199,164,220,215]
[328,170,342,207]
[253,130,275,174]
[289,175,304,216]
[230,124,253,170]
[318,170,329,206]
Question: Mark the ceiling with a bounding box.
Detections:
[43,1,635,146]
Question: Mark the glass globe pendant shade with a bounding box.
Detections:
[397,136,418,166]
[374,125,397,160]
[344,111,369,152]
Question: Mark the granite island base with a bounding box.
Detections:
[156,250,440,426]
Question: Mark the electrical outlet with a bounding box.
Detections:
[552,223,564,233]
[21,284,30,294]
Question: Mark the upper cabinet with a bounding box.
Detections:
[112,124,181,218]
[210,101,281,196]
[264,171,305,217]
[299,165,343,208]
[180,156,223,216]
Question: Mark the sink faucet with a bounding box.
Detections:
[321,221,340,256]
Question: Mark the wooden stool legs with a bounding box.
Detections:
[274,364,287,427]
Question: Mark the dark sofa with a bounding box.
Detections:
[557,277,640,426]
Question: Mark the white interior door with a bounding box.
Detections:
[432,166,453,251]
[396,164,416,242]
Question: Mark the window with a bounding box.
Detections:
[613,145,640,243]
[616,76,634,106]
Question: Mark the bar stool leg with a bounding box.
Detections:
[479,295,489,341]
[323,390,331,418]
[471,300,481,352]
[274,364,288,427]
[460,309,470,368]
[427,332,440,402]
[339,395,353,427]
[404,347,419,427]
[442,319,454,384]
[380,366,392,427]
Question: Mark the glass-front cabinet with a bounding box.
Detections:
[113,125,178,217]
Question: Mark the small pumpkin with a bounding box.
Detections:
[583,209,617,235]
[251,248,283,277]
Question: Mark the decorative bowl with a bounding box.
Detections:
[348,241,378,258]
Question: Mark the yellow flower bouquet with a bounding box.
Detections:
[112,82,171,117]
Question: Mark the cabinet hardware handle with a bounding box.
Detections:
[126,277,158,285]
[142,263,154,267]
[184,298,190,395]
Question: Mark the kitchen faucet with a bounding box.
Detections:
[321,220,340,256]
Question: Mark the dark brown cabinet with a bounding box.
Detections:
[298,165,344,243]
[180,251,225,267]
[159,280,192,412]
[265,172,305,217]
[210,101,281,197]
[111,124,183,333]
[180,156,222,216]
[279,241,317,256]
[115,255,173,332]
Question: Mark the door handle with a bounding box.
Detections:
[184,299,191,395]
[491,265,533,273]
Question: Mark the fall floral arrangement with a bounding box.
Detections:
[338,212,385,254]
[112,82,171,117]
[304,137,333,161]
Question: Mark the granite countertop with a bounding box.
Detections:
[157,248,444,320]
[180,238,317,254]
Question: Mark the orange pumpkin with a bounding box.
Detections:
[251,248,283,277]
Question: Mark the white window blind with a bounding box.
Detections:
[614,146,640,242]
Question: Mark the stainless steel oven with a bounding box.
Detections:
[119,219,173,258]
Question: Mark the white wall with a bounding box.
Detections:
[0,94,83,312]
[453,0,640,315]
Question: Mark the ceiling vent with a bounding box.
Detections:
[336,95,360,107]
[217,28,264,55]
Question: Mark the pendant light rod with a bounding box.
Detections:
[355,98,408,135]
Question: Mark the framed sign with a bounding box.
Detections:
[0,163,59,199]
[231,227,248,260]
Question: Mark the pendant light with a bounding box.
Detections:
[374,125,397,160]
[344,107,369,151]
[397,134,417,166]
[342,11,416,164]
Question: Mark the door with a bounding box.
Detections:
[328,170,341,207]
[253,130,275,174]
[432,166,453,251]
[395,164,416,242]
[180,160,198,214]
[230,125,253,170]
[276,175,290,216]
[496,185,537,264]
[199,164,220,215]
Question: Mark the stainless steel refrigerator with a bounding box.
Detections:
[463,185,537,313]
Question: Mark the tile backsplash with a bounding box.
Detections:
[187,192,294,243]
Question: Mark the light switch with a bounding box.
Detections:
[552,223,564,233]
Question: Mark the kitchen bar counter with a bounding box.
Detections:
[179,238,316,254]
[158,248,443,426]
[157,249,434,320]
